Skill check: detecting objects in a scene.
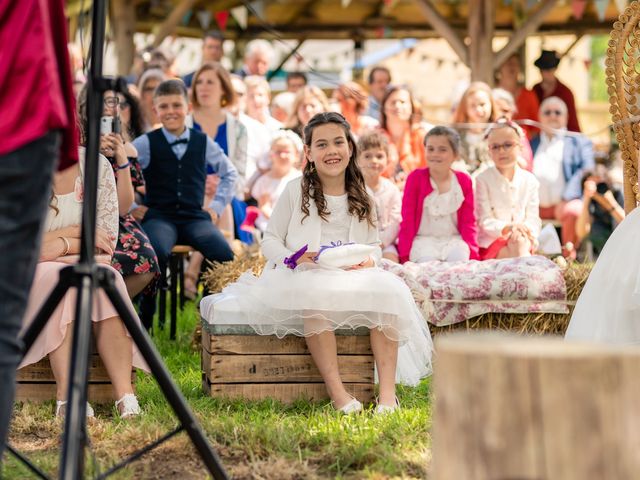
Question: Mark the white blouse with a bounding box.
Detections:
[320,194,351,245]
[370,178,401,248]
[416,174,463,239]
[475,165,541,248]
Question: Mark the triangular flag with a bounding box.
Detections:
[615,0,628,13]
[249,0,265,20]
[341,0,352,7]
[584,58,592,69]
[231,5,248,29]
[571,0,587,19]
[594,0,608,21]
[181,9,193,26]
[215,11,229,31]
[526,0,538,9]
[196,10,211,30]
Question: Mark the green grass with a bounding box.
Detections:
[3,301,432,479]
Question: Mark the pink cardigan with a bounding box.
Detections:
[397,168,479,262]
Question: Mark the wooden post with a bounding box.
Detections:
[110,0,136,76]
[468,0,494,84]
[432,332,640,480]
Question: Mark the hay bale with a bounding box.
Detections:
[201,256,592,337]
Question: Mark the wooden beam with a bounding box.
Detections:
[415,0,468,66]
[494,0,558,69]
[468,0,495,84]
[151,0,198,48]
[111,0,136,76]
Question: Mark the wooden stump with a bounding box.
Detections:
[432,332,640,480]
[201,321,375,404]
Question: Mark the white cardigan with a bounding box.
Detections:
[261,178,382,268]
[475,165,542,248]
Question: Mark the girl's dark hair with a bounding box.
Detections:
[424,125,461,155]
[301,112,374,226]
[122,89,145,140]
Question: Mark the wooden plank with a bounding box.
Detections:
[202,377,375,404]
[15,383,116,404]
[17,355,112,382]
[202,330,372,355]
[203,351,374,384]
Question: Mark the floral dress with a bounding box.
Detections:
[108,156,160,296]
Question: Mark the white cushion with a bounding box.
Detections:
[314,243,378,269]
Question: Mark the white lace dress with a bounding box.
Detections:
[202,192,433,386]
[410,175,470,262]
[20,149,147,371]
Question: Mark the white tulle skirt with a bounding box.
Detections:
[565,207,640,344]
[200,263,433,385]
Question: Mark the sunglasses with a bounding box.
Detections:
[542,109,563,116]
[489,141,517,153]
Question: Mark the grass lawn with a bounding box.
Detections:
[4,301,432,479]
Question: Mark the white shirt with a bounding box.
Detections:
[370,178,401,248]
[533,133,566,207]
[475,166,541,248]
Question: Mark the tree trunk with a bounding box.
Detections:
[110,0,136,76]
[432,332,640,480]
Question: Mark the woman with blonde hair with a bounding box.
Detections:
[286,85,329,138]
[452,81,497,176]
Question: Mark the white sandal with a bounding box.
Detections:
[334,397,363,414]
[55,400,95,418]
[374,397,400,415]
[115,393,141,418]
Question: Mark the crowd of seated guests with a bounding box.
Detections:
[63,33,611,334]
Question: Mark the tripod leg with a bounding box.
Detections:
[59,271,95,480]
[100,273,229,479]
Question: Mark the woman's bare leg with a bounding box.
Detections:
[305,331,353,408]
[124,272,155,298]
[94,317,134,401]
[370,328,398,406]
[48,325,75,400]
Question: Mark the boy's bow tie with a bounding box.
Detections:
[169,138,188,146]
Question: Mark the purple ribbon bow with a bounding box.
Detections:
[312,241,354,262]
[284,244,308,269]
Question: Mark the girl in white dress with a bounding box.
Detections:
[204,112,433,413]
[476,120,541,260]
[20,148,147,418]
[565,167,640,344]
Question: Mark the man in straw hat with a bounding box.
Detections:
[532,50,581,133]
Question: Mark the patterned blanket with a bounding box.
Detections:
[381,256,568,326]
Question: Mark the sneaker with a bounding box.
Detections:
[115,393,141,418]
[55,400,95,418]
[335,397,363,414]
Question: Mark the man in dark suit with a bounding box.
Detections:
[531,96,595,258]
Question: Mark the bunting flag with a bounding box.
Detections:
[215,11,229,31]
[231,5,248,29]
[341,0,352,7]
[615,0,628,13]
[584,58,592,69]
[249,0,266,20]
[571,0,587,19]
[594,0,608,21]
[196,10,212,30]
[526,0,539,9]
[181,9,193,26]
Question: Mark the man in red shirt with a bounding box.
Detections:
[0,0,78,456]
[533,50,581,133]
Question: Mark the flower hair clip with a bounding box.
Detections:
[284,244,308,269]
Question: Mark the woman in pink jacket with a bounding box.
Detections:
[397,126,479,263]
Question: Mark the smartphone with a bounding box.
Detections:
[100,116,113,135]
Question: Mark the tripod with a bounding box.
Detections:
[8,1,228,478]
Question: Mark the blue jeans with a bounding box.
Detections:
[0,132,59,458]
[139,209,233,327]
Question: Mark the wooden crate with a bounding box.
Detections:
[16,355,135,404]
[201,321,375,404]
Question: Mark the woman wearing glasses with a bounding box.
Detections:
[475,119,541,260]
[78,88,160,298]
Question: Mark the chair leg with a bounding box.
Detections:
[158,265,167,330]
[170,253,179,340]
[179,253,186,309]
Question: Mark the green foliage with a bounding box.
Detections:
[590,35,608,102]
[4,301,432,479]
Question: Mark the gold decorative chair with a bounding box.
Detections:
[606,0,640,212]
